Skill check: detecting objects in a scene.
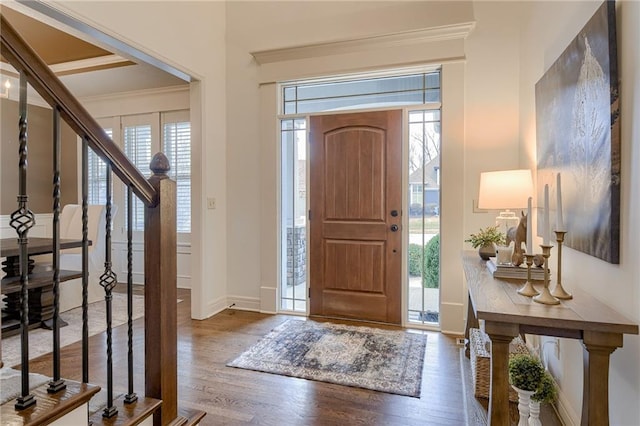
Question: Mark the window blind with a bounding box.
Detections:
[163,121,191,233]
[87,128,112,205]
[124,124,152,231]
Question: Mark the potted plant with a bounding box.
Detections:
[508,354,545,426]
[529,371,558,426]
[465,225,506,260]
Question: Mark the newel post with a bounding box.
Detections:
[144,152,178,425]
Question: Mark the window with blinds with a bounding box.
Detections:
[88,112,191,235]
[87,128,112,205]
[163,120,191,233]
[124,124,152,231]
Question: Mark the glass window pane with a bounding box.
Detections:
[296,74,424,100]
[425,89,441,103]
[284,86,296,101]
[284,102,296,115]
[296,90,424,113]
[282,71,441,114]
[407,109,441,325]
[425,72,440,89]
[280,119,307,313]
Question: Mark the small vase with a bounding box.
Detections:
[478,243,495,260]
[512,385,535,426]
[529,400,542,426]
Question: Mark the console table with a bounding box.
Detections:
[1,237,87,336]
[462,251,638,426]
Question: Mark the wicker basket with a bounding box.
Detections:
[469,328,530,402]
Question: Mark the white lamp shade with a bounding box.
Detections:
[478,169,533,210]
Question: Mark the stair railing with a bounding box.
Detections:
[1,14,180,425]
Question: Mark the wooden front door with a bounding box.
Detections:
[309,110,402,324]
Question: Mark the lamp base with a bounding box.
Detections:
[496,210,521,236]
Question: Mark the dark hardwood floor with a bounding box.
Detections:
[20,287,560,425]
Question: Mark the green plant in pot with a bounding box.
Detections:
[508,354,544,391]
[465,225,506,260]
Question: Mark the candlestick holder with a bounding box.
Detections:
[533,244,560,305]
[517,253,539,297]
[551,230,572,300]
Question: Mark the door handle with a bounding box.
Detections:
[390,224,399,232]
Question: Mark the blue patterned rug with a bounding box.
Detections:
[227,319,427,397]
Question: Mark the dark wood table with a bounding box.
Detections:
[462,251,638,426]
[1,237,87,336]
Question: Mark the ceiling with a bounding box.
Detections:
[1,6,188,99]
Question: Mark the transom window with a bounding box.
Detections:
[282,71,440,114]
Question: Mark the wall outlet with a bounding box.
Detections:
[207,197,216,209]
[554,338,560,359]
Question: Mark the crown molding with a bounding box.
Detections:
[78,84,189,104]
[251,22,476,65]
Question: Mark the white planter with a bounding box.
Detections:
[529,399,542,426]
[512,385,536,426]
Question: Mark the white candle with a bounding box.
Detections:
[543,184,550,245]
[527,196,532,254]
[556,173,564,231]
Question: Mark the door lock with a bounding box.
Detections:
[390,210,399,217]
[390,224,399,232]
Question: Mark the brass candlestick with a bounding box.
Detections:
[551,230,572,299]
[517,253,539,297]
[533,244,560,305]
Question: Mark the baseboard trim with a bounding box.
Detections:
[227,295,261,312]
[207,296,230,318]
[555,379,579,426]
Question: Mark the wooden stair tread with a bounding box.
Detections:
[177,407,207,426]
[0,380,101,425]
[1,270,83,294]
[89,395,162,426]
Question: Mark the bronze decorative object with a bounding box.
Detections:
[533,245,560,305]
[517,254,539,297]
[551,231,572,299]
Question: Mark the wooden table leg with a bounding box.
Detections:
[581,331,623,426]
[485,322,519,426]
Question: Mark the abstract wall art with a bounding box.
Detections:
[535,0,620,263]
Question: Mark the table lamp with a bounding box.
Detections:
[478,169,533,236]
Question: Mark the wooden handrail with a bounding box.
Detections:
[0,14,157,206]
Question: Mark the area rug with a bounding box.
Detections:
[227,319,427,397]
[2,293,144,368]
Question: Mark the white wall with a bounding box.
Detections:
[54,1,227,319]
[226,1,478,324]
[518,1,640,424]
[226,1,523,332]
[464,1,522,236]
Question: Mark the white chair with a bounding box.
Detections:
[58,204,116,312]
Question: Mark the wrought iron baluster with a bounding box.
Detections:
[48,107,66,393]
[100,163,118,418]
[11,72,36,410]
[124,185,138,404]
[82,137,89,384]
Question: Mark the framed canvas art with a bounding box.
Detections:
[535,0,620,263]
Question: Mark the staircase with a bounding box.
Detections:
[0,13,205,426]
